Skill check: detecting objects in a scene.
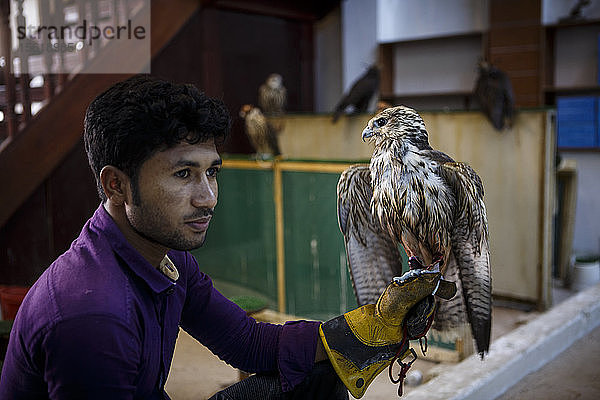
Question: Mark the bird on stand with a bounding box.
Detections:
[259,73,287,115]
[239,104,281,159]
[474,60,515,131]
[332,65,380,123]
[337,105,492,357]
[258,73,287,134]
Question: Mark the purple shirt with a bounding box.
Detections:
[0,205,320,399]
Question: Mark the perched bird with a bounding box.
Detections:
[332,65,380,123]
[474,60,515,131]
[337,106,492,356]
[258,73,287,116]
[239,104,281,158]
[258,73,287,134]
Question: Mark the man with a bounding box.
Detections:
[0,76,345,399]
[0,76,438,399]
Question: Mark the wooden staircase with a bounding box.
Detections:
[0,0,201,228]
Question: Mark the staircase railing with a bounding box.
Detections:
[0,0,148,147]
[0,0,200,229]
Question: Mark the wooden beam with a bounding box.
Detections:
[273,159,286,313]
[488,0,543,107]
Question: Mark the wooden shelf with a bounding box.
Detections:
[544,18,600,30]
[557,147,600,152]
[379,31,483,46]
[381,91,473,101]
[544,86,600,95]
[379,91,474,111]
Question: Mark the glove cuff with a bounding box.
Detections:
[319,304,411,399]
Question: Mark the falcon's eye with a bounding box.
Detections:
[373,117,387,128]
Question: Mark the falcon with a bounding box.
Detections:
[474,60,515,131]
[337,105,492,357]
[258,73,287,134]
[332,65,380,123]
[258,73,287,116]
[239,104,281,158]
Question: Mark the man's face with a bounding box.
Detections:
[125,139,221,251]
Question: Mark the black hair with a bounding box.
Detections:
[83,75,231,202]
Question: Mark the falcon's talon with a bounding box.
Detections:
[408,256,424,270]
[428,256,444,272]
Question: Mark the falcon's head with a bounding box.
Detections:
[239,104,254,118]
[266,73,283,89]
[362,106,430,149]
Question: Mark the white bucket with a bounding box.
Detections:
[571,256,600,291]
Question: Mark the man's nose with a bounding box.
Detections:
[191,178,217,208]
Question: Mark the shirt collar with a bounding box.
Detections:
[90,204,178,294]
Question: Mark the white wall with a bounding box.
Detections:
[314,7,343,113]
[561,152,600,256]
[377,0,488,42]
[542,0,600,24]
[341,0,378,93]
[392,35,481,95]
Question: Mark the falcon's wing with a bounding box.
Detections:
[474,67,514,131]
[265,122,281,156]
[258,84,269,112]
[501,70,515,126]
[337,165,403,306]
[245,109,269,153]
[440,162,492,356]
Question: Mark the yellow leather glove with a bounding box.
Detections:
[319,269,456,398]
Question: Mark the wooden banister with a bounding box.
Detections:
[15,1,32,124]
[0,0,201,228]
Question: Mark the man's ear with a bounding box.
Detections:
[100,166,131,206]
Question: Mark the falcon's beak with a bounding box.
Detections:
[361,126,374,141]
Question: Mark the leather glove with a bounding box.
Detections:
[319,269,456,398]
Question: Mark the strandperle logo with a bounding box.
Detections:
[17,19,147,47]
[10,0,150,74]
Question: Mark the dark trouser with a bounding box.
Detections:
[208,361,348,400]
